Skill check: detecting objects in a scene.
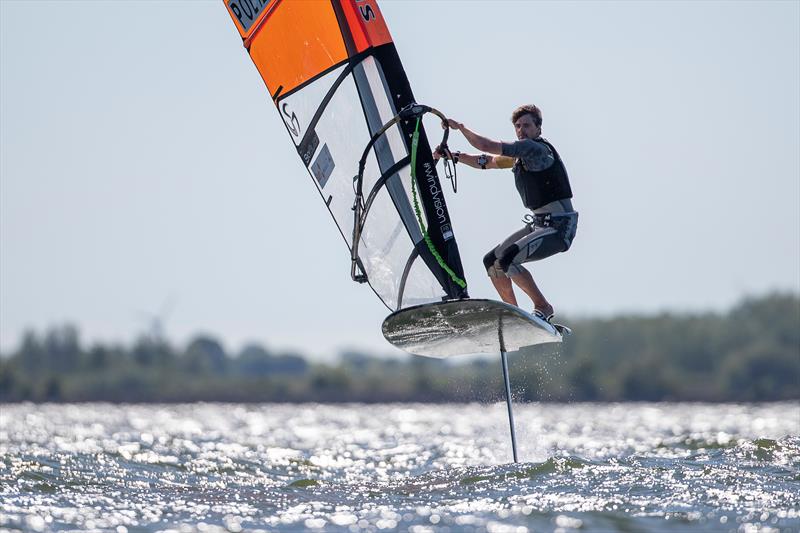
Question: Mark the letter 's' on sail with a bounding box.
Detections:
[223,0,468,311]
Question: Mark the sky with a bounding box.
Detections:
[1,0,798,359]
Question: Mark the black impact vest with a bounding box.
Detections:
[512,138,573,210]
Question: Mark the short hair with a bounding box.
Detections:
[511,105,542,127]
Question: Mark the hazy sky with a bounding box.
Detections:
[1,0,798,358]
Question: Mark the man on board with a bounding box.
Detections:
[435,105,578,321]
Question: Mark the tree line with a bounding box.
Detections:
[1,292,797,403]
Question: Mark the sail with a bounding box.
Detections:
[224,0,468,311]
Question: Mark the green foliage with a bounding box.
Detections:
[1,292,797,403]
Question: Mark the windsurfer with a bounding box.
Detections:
[434,105,577,321]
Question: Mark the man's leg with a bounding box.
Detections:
[485,247,520,306]
[490,275,517,306]
[486,223,555,309]
[500,226,566,317]
[509,267,554,317]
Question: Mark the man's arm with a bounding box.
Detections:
[452,153,515,170]
[447,119,503,155]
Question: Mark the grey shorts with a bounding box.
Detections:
[483,212,578,278]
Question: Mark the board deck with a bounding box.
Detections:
[382,298,565,358]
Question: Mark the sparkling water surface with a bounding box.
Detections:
[1,402,798,532]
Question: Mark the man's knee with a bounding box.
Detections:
[482,250,496,270]
[483,251,506,278]
[486,263,507,278]
[497,244,520,272]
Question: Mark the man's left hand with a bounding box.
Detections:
[445,118,464,131]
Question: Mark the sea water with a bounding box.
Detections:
[1,403,798,532]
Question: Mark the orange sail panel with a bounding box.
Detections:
[224,0,392,97]
[250,2,346,97]
[338,0,392,52]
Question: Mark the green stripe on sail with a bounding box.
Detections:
[409,118,467,290]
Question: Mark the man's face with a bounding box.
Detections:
[514,114,541,140]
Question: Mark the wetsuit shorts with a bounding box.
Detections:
[483,212,578,278]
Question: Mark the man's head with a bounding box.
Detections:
[511,104,542,140]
